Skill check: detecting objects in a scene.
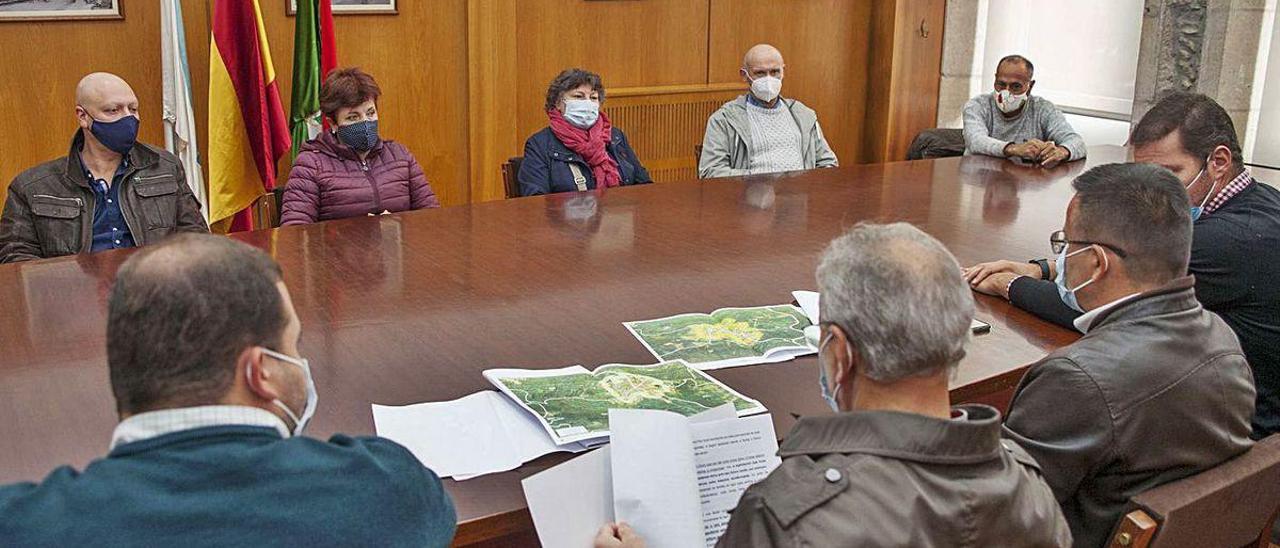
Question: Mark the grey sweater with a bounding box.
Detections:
[698,95,838,179]
[962,93,1086,160]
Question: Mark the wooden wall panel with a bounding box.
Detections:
[0,9,166,207]
[0,1,471,209]
[603,86,743,182]
[512,0,710,145]
[863,0,946,163]
[708,0,873,170]
[0,0,946,212]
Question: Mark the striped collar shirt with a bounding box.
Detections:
[111,405,290,449]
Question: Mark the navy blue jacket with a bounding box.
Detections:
[0,426,456,547]
[518,126,652,196]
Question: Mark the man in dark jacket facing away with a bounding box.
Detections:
[596,223,1071,548]
[0,72,207,263]
[1001,163,1256,547]
[0,234,456,546]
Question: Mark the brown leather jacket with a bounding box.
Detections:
[1003,276,1256,548]
[0,131,207,263]
[716,405,1072,547]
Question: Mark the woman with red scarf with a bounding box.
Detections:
[517,69,652,197]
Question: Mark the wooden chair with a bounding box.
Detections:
[1107,434,1280,548]
[249,186,287,229]
[695,143,703,163]
[501,157,524,199]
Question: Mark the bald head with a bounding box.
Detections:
[743,44,784,70]
[75,72,138,132]
[741,44,786,87]
[76,72,133,107]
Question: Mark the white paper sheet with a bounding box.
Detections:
[792,290,821,325]
[372,391,584,479]
[689,414,781,545]
[521,406,774,548]
[611,406,777,548]
[610,408,705,548]
[523,446,615,548]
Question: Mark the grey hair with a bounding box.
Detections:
[816,222,975,382]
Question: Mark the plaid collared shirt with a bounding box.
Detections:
[1203,168,1254,216]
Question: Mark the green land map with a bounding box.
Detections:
[495,362,762,438]
[626,305,812,365]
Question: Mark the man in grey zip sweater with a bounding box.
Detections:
[698,44,838,179]
[963,55,1086,168]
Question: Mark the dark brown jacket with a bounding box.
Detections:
[0,131,207,263]
[717,405,1072,547]
[1003,276,1256,548]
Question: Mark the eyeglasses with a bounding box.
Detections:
[1050,230,1127,258]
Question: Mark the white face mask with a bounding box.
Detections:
[562,99,600,129]
[748,74,783,103]
[258,348,318,437]
[995,89,1028,114]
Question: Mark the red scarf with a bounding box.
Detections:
[547,109,621,190]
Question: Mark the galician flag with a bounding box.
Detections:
[289,0,338,161]
[160,0,207,222]
[207,0,292,231]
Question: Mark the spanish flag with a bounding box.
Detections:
[208,0,291,231]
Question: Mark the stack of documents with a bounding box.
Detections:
[483,360,766,445]
[523,405,782,548]
[374,360,768,479]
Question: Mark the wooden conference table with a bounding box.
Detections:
[0,146,1128,545]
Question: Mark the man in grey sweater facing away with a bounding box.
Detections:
[963,55,1086,168]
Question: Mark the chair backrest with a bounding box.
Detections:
[502,156,524,199]
[694,143,703,165]
[1108,434,1280,548]
[250,187,285,230]
[906,128,965,160]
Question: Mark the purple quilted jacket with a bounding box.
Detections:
[280,131,440,226]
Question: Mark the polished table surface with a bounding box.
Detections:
[0,146,1130,543]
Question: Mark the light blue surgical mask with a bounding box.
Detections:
[1186,156,1215,221]
[258,348,318,437]
[1054,245,1101,313]
[816,330,850,412]
[562,99,600,129]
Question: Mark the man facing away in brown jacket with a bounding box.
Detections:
[596,222,1072,548]
[1002,163,1256,548]
[0,72,207,264]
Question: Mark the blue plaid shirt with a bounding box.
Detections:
[81,155,136,252]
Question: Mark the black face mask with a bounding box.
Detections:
[88,114,139,155]
[336,120,379,152]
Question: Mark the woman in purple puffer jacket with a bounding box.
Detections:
[281,67,440,226]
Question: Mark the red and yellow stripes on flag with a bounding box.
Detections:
[208,0,291,231]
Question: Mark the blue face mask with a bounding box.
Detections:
[88,114,139,156]
[336,119,380,152]
[817,331,846,412]
[563,99,600,129]
[1054,244,1101,313]
[1186,158,1215,221]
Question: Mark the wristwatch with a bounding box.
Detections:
[1029,258,1051,280]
